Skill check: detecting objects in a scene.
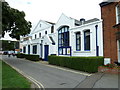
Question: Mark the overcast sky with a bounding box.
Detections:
[5,0,103,29]
[3,0,103,40]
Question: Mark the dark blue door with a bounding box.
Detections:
[28,45,30,54]
[44,45,49,61]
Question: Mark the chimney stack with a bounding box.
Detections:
[80,18,85,24]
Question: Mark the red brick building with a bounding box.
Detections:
[100,1,120,64]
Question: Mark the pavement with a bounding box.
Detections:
[40,60,119,89]
[1,55,119,89]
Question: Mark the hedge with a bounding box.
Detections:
[16,53,39,61]
[16,53,25,58]
[24,54,39,61]
[48,56,104,73]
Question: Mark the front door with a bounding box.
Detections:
[44,45,49,61]
[28,45,30,54]
[118,40,120,63]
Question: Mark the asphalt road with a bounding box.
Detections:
[2,55,88,89]
[1,55,119,89]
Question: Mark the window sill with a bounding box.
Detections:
[74,51,91,53]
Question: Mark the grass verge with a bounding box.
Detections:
[1,60,31,88]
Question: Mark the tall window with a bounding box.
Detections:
[23,46,26,53]
[116,5,120,24]
[45,31,47,34]
[58,26,69,47]
[58,26,70,55]
[76,32,81,51]
[39,33,41,38]
[84,30,90,51]
[35,34,37,39]
[33,45,37,54]
[51,26,54,33]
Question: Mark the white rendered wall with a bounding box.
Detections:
[70,21,103,57]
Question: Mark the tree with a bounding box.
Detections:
[1,40,14,51]
[2,1,32,40]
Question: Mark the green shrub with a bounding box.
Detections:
[48,56,104,73]
[16,53,39,61]
[16,53,25,58]
[24,54,39,61]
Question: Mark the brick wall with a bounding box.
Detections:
[100,2,119,64]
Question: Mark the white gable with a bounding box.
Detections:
[31,20,52,34]
[55,13,74,31]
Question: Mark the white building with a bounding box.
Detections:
[20,13,103,61]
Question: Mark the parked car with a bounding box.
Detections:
[3,51,8,55]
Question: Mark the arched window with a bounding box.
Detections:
[58,26,70,55]
[58,26,69,47]
[76,32,81,51]
[84,30,90,51]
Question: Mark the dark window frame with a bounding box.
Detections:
[33,45,37,54]
[35,34,37,39]
[76,32,81,51]
[45,31,47,34]
[51,26,54,33]
[84,30,90,51]
[39,33,41,38]
[58,26,70,55]
[23,46,26,53]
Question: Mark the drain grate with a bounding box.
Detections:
[60,83,66,85]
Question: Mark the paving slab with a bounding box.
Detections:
[93,73,119,88]
[74,73,104,88]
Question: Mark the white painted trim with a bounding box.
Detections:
[116,5,120,24]
[118,40,120,63]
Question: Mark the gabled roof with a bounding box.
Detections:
[45,21,55,25]
[31,20,55,34]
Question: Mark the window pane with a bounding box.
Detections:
[59,40,61,44]
[85,32,90,36]
[65,27,68,32]
[58,29,61,33]
[118,5,120,15]
[78,40,80,44]
[61,33,64,38]
[62,28,64,33]
[84,30,90,50]
[59,34,61,39]
[76,32,81,50]
[77,45,79,50]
